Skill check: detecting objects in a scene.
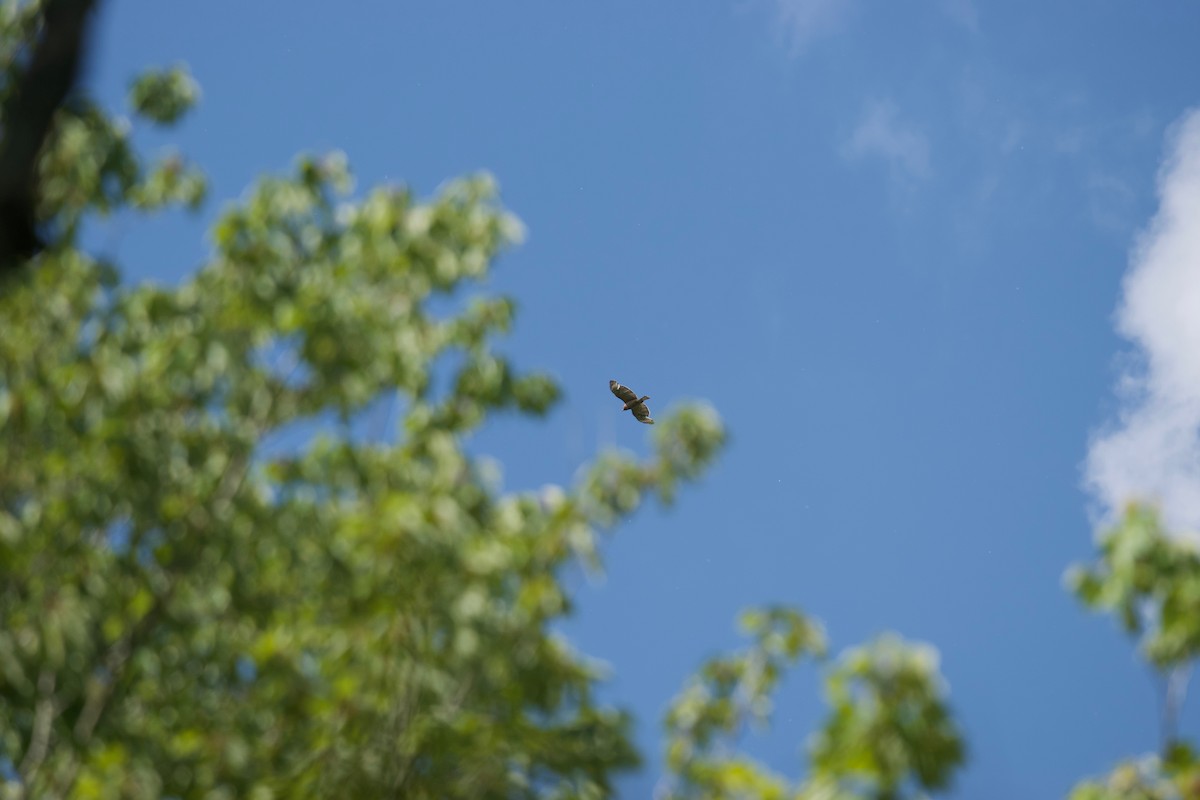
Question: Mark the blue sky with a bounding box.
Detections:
[84,1,1200,796]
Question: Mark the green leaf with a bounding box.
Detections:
[128,65,200,125]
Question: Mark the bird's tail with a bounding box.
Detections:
[640,417,654,425]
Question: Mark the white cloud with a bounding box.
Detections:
[1085,108,1200,532]
[772,0,851,55]
[842,99,931,180]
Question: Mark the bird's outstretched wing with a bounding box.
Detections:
[631,404,654,424]
[609,380,639,405]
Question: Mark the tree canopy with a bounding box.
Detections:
[0,17,732,791]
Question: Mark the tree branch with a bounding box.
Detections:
[1162,663,1192,752]
[17,669,58,786]
[0,0,99,274]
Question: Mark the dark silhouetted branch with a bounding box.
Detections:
[0,0,99,275]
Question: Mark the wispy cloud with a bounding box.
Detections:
[940,0,979,33]
[842,99,931,180]
[1085,108,1200,532]
[1086,171,1137,234]
[771,0,852,55]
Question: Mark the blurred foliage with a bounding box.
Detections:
[1068,744,1200,800]
[1068,503,1200,670]
[663,607,827,800]
[1067,504,1200,799]
[127,65,198,126]
[0,25,732,796]
[662,610,966,800]
[806,635,966,798]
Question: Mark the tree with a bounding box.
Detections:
[0,0,101,272]
[0,22,728,797]
[1066,504,1200,799]
[660,608,966,800]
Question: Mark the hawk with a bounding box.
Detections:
[609,380,654,424]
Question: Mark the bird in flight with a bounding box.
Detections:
[609,380,654,424]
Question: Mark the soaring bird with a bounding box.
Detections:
[609,380,654,424]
